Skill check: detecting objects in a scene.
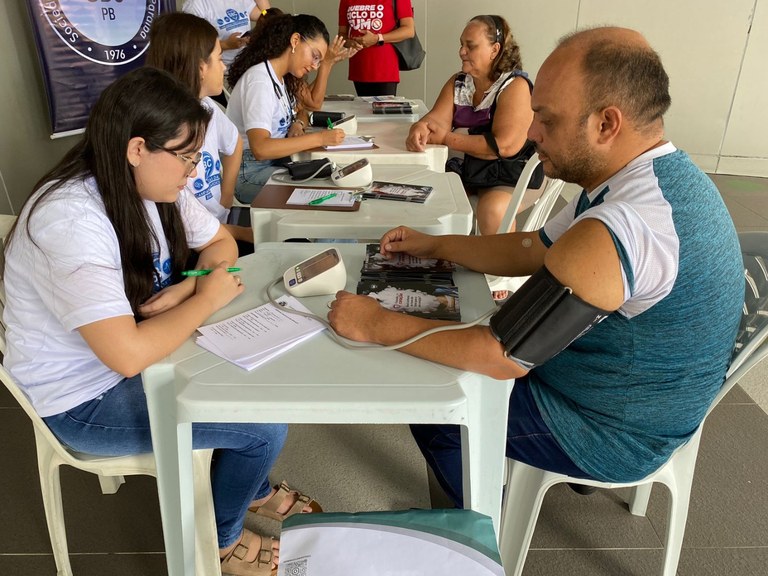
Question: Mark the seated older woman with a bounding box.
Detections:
[406,15,539,244]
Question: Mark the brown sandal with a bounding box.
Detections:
[248,480,323,521]
[220,530,276,576]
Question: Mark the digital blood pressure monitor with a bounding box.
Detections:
[331,158,373,188]
[283,248,347,297]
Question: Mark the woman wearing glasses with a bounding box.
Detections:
[146,12,253,251]
[3,68,320,576]
[227,13,346,204]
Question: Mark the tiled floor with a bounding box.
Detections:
[0,173,766,576]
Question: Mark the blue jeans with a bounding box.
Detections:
[235,149,283,204]
[43,375,287,548]
[410,377,593,508]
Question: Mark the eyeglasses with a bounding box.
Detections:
[300,35,323,66]
[161,148,202,176]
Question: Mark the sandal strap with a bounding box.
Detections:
[221,530,274,573]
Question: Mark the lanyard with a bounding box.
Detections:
[265,61,295,125]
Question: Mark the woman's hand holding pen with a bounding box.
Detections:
[194,262,244,312]
[138,263,242,319]
[319,128,345,146]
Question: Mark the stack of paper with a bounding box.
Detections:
[324,135,375,150]
[196,296,324,370]
[286,188,357,207]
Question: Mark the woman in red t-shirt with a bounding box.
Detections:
[338,0,416,96]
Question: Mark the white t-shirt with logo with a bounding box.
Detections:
[227,61,294,150]
[187,97,240,223]
[3,177,220,417]
[182,0,256,65]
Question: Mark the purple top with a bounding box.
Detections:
[452,70,531,129]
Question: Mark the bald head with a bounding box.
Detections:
[553,26,671,131]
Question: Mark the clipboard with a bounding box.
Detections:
[251,184,361,211]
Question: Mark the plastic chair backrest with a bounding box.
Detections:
[494,153,545,234]
[712,231,768,408]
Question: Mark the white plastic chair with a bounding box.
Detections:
[484,154,566,294]
[0,299,221,576]
[498,231,768,576]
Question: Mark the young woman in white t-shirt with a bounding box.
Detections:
[226,14,346,203]
[2,68,319,576]
[146,12,254,251]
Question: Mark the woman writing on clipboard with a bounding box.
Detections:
[339,0,416,97]
[226,14,346,204]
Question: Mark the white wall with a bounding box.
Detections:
[298,0,767,177]
[1,0,765,215]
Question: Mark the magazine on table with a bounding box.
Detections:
[360,244,456,282]
[361,181,433,203]
[371,101,413,114]
[357,279,460,321]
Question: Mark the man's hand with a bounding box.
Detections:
[327,291,387,342]
[379,226,440,260]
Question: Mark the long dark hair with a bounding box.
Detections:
[145,12,218,98]
[228,13,329,101]
[470,15,523,81]
[7,67,210,317]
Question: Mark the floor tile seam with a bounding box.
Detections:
[731,202,768,217]
[715,399,768,416]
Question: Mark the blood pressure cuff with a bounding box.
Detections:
[489,266,610,369]
[284,158,334,180]
[310,111,345,127]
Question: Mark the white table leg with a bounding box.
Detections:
[144,364,196,576]
[461,375,515,539]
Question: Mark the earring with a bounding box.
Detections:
[291,46,295,54]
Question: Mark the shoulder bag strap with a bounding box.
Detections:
[483,73,524,158]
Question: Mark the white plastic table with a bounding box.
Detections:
[143,243,514,576]
[250,165,471,244]
[320,97,426,123]
[295,120,448,172]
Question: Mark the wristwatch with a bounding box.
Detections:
[377,33,384,46]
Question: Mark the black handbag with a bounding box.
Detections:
[391,0,425,71]
[460,75,543,189]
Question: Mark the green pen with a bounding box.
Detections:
[309,192,337,205]
[181,267,241,277]
[326,117,334,129]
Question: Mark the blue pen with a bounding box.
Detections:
[309,192,337,205]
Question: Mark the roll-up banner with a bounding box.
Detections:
[26,0,176,138]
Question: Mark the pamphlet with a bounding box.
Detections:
[357,279,460,321]
[360,244,455,281]
[196,296,325,370]
[371,101,413,114]
[358,244,460,321]
[362,180,433,203]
